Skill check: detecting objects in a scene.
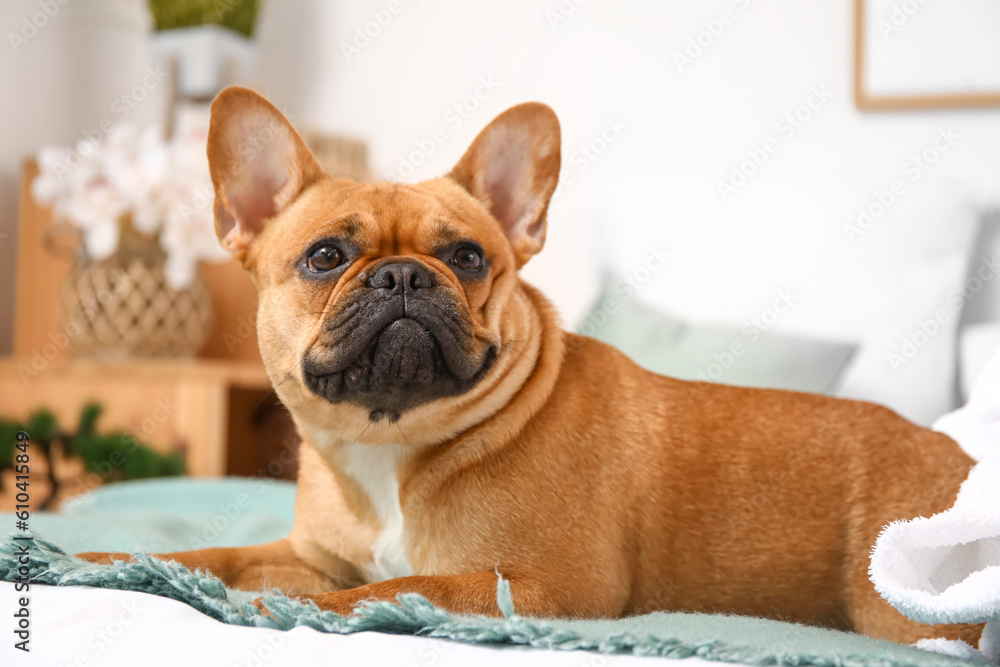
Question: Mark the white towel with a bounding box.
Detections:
[869,345,1000,663]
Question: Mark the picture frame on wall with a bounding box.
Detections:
[854,0,1000,110]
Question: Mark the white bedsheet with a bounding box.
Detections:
[0,582,719,666]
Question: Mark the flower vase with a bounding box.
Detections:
[59,220,213,358]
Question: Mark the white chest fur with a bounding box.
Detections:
[337,442,415,582]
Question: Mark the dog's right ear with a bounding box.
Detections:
[207,86,323,262]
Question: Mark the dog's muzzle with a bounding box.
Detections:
[302,260,496,421]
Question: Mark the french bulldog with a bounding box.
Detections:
[79,87,981,645]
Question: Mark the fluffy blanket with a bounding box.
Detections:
[870,345,1000,664]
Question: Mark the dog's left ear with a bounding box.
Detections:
[207,86,324,263]
[449,103,561,267]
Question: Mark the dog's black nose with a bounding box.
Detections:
[367,261,435,292]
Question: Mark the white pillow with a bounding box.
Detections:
[591,171,980,425]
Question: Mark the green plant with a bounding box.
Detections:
[0,421,18,476]
[147,0,260,37]
[69,405,186,481]
[0,403,185,509]
[0,410,59,508]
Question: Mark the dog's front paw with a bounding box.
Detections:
[74,551,135,565]
[253,596,276,618]
[291,590,373,617]
[253,591,364,618]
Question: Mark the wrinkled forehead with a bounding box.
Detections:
[277,179,498,254]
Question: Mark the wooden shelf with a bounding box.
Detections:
[0,356,273,477]
[2,356,272,388]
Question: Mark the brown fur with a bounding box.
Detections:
[78,88,981,646]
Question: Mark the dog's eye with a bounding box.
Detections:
[451,246,483,272]
[307,244,342,272]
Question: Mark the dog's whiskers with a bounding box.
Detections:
[350,421,373,447]
[250,366,297,411]
[504,342,537,366]
[394,422,415,448]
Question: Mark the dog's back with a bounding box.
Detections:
[540,333,978,640]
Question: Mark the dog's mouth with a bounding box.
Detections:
[302,310,497,423]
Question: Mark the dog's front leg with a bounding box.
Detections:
[284,572,560,618]
[76,539,344,594]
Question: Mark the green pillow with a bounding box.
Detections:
[579,278,857,395]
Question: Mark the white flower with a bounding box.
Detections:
[33,115,229,289]
[61,179,128,234]
[164,250,196,292]
[83,219,120,261]
[31,146,74,204]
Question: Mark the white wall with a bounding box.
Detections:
[2,0,1000,349]
[0,0,165,352]
[252,0,1000,327]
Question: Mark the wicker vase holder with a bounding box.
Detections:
[53,224,214,359]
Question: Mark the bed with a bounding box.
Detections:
[0,477,987,667]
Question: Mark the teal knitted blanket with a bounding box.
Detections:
[0,479,984,666]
